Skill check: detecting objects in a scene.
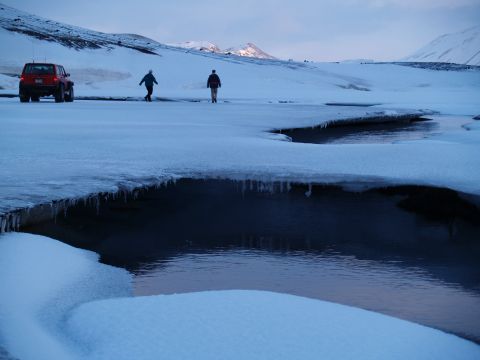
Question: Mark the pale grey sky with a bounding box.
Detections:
[2,0,480,61]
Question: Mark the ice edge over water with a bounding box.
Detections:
[2,173,469,234]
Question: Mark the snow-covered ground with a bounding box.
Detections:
[0,232,479,360]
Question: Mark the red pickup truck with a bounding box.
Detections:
[19,63,74,103]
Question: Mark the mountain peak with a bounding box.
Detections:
[170,40,276,60]
[224,43,276,60]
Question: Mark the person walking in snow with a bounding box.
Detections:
[207,70,221,103]
[139,70,158,102]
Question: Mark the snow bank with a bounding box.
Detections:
[0,233,131,360]
[0,232,479,360]
[68,290,480,360]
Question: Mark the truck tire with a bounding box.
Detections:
[65,86,74,102]
[19,90,30,103]
[55,84,65,103]
[31,96,40,102]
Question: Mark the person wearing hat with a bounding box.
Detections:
[139,70,158,102]
[207,70,222,103]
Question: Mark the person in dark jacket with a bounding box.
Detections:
[207,70,221,103]
[139,70,158,102]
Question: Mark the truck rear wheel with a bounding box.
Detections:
[55,84,65,103]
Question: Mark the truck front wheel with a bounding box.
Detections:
[19,91,30,103]
[65,86,74,102]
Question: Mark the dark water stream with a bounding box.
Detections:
[25,180,480,343]
[279,116,470,144]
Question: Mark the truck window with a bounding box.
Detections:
[24,64,55,75]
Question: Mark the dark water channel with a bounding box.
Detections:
[24,180,480,343]
[279,116,470,144]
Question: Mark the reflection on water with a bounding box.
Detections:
[282,116,471,144]
[132,244,480,343]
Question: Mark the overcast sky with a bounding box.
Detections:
[3,0,480,61]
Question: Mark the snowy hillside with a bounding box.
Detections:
[0,3,163,55]
[0,3,275,62]
[403,26,480,65]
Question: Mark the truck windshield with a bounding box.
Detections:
[24,64,55,75]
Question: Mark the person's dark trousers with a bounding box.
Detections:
[145,85,153,102]
[210,87,218,103]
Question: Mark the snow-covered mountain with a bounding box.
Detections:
[224,43,276,60]
[169,41,276,59]
[403,26,480,65]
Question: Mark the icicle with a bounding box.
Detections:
[94,195,100,215]
[1,215,6,233]
[305,183,313,197]
[14,213,21,231]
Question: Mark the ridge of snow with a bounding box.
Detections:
[402,26,480,66]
